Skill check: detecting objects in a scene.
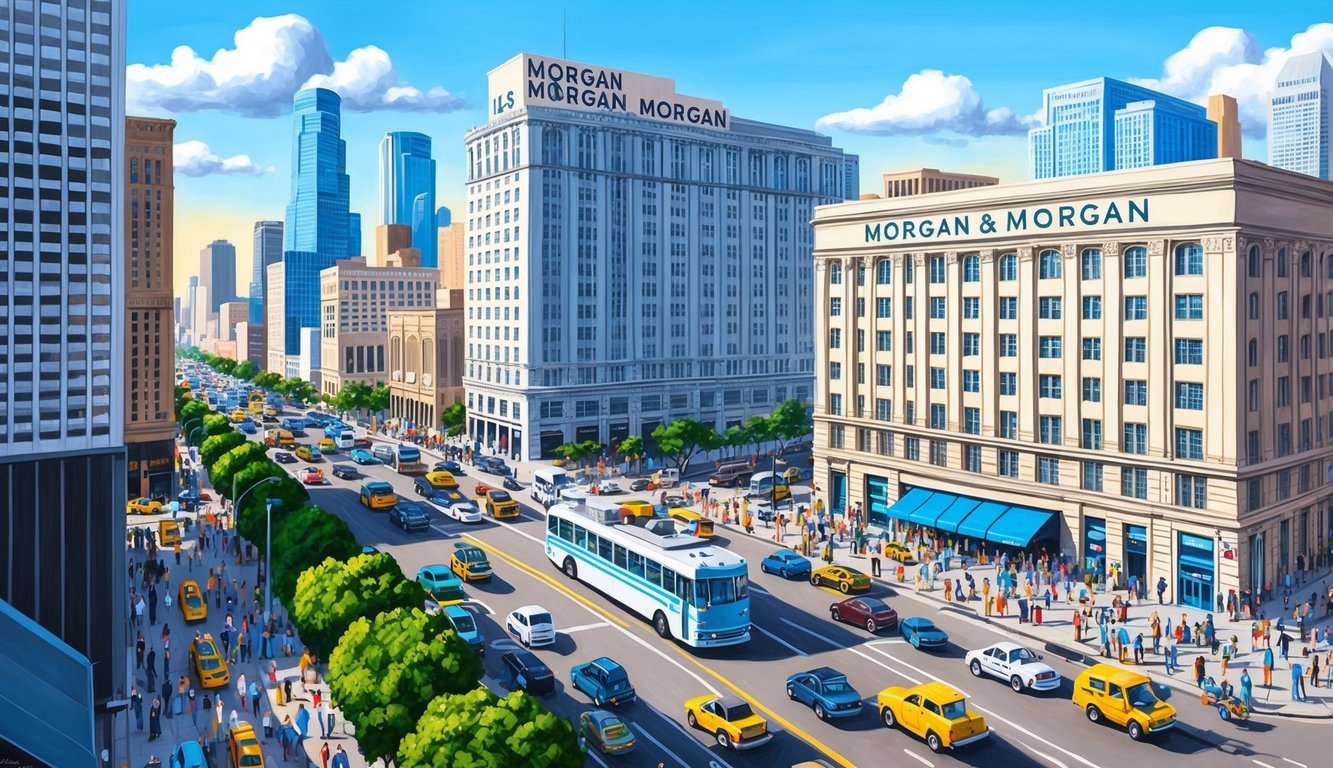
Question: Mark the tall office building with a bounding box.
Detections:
[249,220,284,325]
[181,274,199,345]
[125,116,177,501]
[882,167,999,198]
[285,88,352,259]
[437,205,452,228]
[379,131,438,266]
[349,212,362,257]
[199,239,238,313]
[1029,77,1217,179]
[465,53,854,458]
[1269,52,1333,180]
[1207,94,1242,160]
[438,221,466,290]
[0,2,127,764]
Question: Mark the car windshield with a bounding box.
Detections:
[199,655,221,670]
[723,702,755,720]
[941,700,967,719]
[490,491,512,502]
[1126,682,1159,708]
[450,613,476,633]
[185,596,203,608]
[529,612,552,626]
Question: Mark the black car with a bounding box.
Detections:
[389,502,430,533]
[475,456,512,476]
[273,451,297,464]
[502,476,522,491]
[628,478,650,492]
[502,650,555,695]
[433,460,464,474]
[331,464,359,480]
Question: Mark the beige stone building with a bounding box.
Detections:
[218,300,249,341]
[387,289,466,430]
[813,158,1333,611]
[125,116,177,499]
[883,168,999,198]
[438,222,465,290]
[317,257,440,397]
[1207,94,1243,160]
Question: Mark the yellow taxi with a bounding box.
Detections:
[227,721,265,768]
[782,466,803,484]
[249,402,264,416]
[1072,664,1176,740]
[189,634,230,689]
[810,565,871,594]
[878,682,990,753]
[127,497,163,515]
[883,542,916,564]
[618,500,656,522]
[422,470,458,490]
[484,489,520,519]
[684,694,772,750]
[229,409,248,423]
[318,437,337,454]
[293,445,316,461]
[159,519,182,546]
[179,580,207,623]
[450,542,493,582]
[263,405,278,417]
[667,507,715,537]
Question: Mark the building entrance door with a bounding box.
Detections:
[1179,573,1211,610]
[1177,532,1216,610]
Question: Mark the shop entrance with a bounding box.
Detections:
[1177,532,1216,610]
[1124,524,1148,590]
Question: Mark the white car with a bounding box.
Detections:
[965,641,1061,693]
[506,605,556,648]
[594,480,623,495]
[424,488,483,523]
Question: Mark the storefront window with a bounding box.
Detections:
[1083,517,1106,581]
[866,475,889,528]
[831,471,847,514]
[1123,524,1147,589]
[1177,532,1216,610]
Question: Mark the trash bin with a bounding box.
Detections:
[1034,606,1043,625]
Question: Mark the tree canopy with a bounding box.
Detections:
[270,505,360,607]
[232,462,308,548]
[651,419,720,475]
[253,371,282,389]
[441,402,466,437]
[200,431,248,472]
[202,413,232,439]
[397,688,583,768]
[767,398,812,453]
[209,441,271,500]
[232,360,257,380]
[291,553,424,656]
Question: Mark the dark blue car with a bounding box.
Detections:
[759,549,812,579]
[900,617,949,650]
[785,666,864,721]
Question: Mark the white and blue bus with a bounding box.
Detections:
[545,502,751,648]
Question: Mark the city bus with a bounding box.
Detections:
[393,445,427,476]
[545,501,751,648]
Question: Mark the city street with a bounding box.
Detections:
[236,413,1325,768]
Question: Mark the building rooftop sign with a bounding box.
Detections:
[489,53,730,130]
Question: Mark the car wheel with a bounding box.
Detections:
[811,575,821,587]
[970,660,983,677]
[926,732,943,753]
[593,695,602,707]
[830,607,842,622]
[1010,675,1024,693]
[840,581,851,594]
[1086,705,1101,724]
[881,707,896,728]
[760,562,769,574]
[716,730,732,749]
[815,702,827,720]
[1128,720,1145,741]
[780,568,789,578]
[867,618,877,633]
[787,685,796,700]
[563,558,578,580]
[653,611,671,639]
[687,711,698,728]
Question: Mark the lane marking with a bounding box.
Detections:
[1017,739,1070,768]
[848,646,922,684]
[1282,761,1307,768]
[1253,761,1277,768]
[562,621,610,634]
[753,624,808,657]
[901,749,935,767]
[971,704,1102,768]
[656,713,738,768]
[584,749,610,768]
[632,720,693,768]
[466,598,494,615]
[463,533,629,629]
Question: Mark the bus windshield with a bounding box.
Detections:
[697,574,748,606]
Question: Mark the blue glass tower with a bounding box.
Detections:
[378,131,437,266]
[1029,78,1217,179]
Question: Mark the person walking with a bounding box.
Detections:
[1310,653,1322,688]
[1194,655,1207,688]
[1157,576,1168,604]
[870,549,881,578]
[148,583,158,626]
[136,632,146,669]
[131,687,144,732]
[1263,646,1275,686]
[320,742,331,768]
[163,590,171,616]
[331,745,350,768]
[249,679,261,717]
[295,703,311,746]
[1164,637,1178,674]
[1117,624,1131,664]
[145,647,157,693]
[1292,661,1306,702]
[148,696,162,740]
[1133,633,1145,664]
[1280,631,1292,661]
[1239,669,1253,711]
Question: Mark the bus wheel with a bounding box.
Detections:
[562,558,577,579]
[653,611,671,639]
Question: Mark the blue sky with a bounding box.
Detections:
[126,0,1333,296]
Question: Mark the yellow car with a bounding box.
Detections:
[227,721,266,768]
[1072,664,1176,740]
[294,445,315,461]
[684,694,772,750]
[883,542,916,564]
[484,489,520,519]
[810,565,871,594]
[878,682,990,753]
[229,409,248,423]
[318,437,337,454]
[782,466,803,484]
[189,634,230,689]
[263,405,278,417]
[450,543,493,582]
[179,580,207,623]
[127,497,163,515]
[422,470,458,490]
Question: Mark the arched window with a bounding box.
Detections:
[1124,246,1147,279]
[829,262,842,285]
[1301,251,1312,278]
[876,259,892,285]
[1248,339,1258,367]
[406,335,420,373]
[1174,243,1203,276]
[1277,248,1288,278]
[999,253,1017,281]
[390,336,402,372]
[423,337,434,375]
[963,254,980,282]
[1249,245,1262,278]
[1038,249,1062,279]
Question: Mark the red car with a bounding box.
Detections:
[298,467,327,486]
[830,596,899,633]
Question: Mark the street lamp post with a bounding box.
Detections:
[230,475,281,620]
[187,426,204,502]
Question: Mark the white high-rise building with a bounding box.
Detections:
[1269,52,1333,180]
[464,53,855,459]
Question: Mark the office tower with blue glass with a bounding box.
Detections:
[1269,52,1333,180]
[1029,78,1217,179]
[378,131,437,267]
[249,220,283,324]
[348,212,362,257]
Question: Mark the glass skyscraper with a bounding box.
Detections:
[1029,78,1217,179]
[284,88,352,258]
[249,220,283,324]
[1269,52,1333,180]
[378,131,437,266]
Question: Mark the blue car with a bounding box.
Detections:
[444,604,484,656]
[168,739,207,768]
[237,420,257,434]
[759,549,812,579]
[570,657,637,707]
[900,617,949,650]
[785,666,864,720]
[350,448,376,465]
[433,460,464,474]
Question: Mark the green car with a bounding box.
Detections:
[416,564,465,603]
[580,710,636,755]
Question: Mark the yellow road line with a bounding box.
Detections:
[460,533,630,629]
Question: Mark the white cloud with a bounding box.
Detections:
[128,14,467,117]
[173,140,273,177]
[816,69,1037,137]
[1133,23,1333,137]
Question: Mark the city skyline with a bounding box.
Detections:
[128,2,1333,298]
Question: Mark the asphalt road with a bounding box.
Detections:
[226,412,1324,768]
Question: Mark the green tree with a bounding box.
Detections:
[203,413,232,439]
[327,608,482,764]
[367,383,391,414]
[721,424,748,458]
[651,419,720,476]
[174,385,193,416]
[200,431,248,472]
[441,402,466,437]
[253,371,282,389]
[271,505,360,607]
[210,442,271,500]
[233,463,308,549]
[291,553,424,656]
[617,435,645,474]
[280,377,319,404]
[179,400,211,437]
[767,398,812,454]
[233,360,257,380]
[397,688,583,768]
[742,414,772,457]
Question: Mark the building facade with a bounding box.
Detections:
[1207,94,1242,160]
[218,300,249,342]
[0,0,129,757]
[125,116,177,501]
[438,221,466,290]
[199,239,237,314]
[266,253,334,377]
[883,168,999,198]
[813,158,1333,611]
[464,53,854,458]
[388,289,467,430]
[249,220,283,326]
[1030,78,1217,179]
[1269,52,1333,180]
[379,131,438,267]
[180,274,198,345]
[285,88,353,260]
[317,258,440,396]
[235,321,266,370]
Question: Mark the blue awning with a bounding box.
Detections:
[907,492,953,527]
[955,501,1010,540]
[932,496,982,534]
[882,487,934,521]
[985,506,1055,548]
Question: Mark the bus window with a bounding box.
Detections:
[557,518,573,540]
[627,552,644,578]
[662,569,676,595]
[646,559,662,587]
[613,544,628,569]
[677,576,692,602]
[547,516,558,534]
[598,537,613,561]
[573,524,587,549]
[694,580,708,608]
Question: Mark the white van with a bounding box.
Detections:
[335,431,355,450]
[532,467,573,508]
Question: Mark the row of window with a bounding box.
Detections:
[828,244,1206,286]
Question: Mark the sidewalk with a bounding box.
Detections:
[118,437,373,768]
